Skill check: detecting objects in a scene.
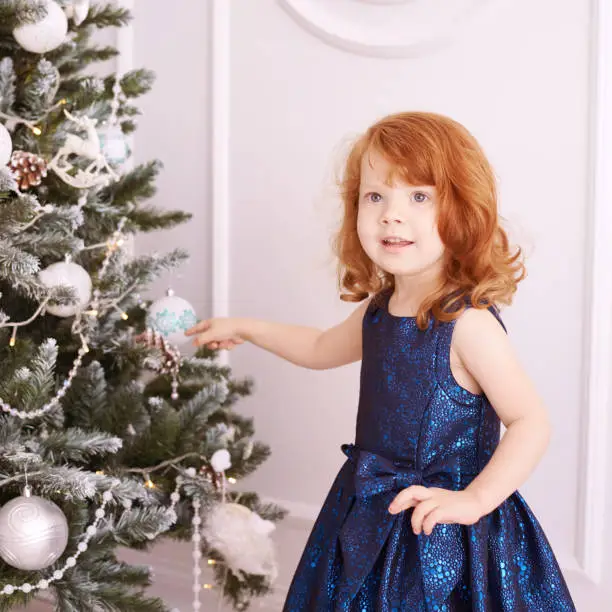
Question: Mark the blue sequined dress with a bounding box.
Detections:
[283,289,576,611]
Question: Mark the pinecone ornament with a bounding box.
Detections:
[8,150,48,190]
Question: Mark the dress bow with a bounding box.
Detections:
[336,443,468,609]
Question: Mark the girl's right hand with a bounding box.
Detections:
[184,318,246,351]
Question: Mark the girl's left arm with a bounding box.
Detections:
[453,308,552,516]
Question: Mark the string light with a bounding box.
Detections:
[144,477,155,489]
[112,305,128,320]
[228,477,236,484]
[207,559,216,566]
[31,126,41,136]
[9,327,17,347]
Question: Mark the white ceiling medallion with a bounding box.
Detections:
[278,0,492,58]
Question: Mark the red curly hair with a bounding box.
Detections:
[332,111,526,330]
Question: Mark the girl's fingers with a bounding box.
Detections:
[421,507,443,536]
[193,333,209,347]
[411,498,439,535]
[185,319,211,336]
[389,485,432,514]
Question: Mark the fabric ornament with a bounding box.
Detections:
[202,502,278,582]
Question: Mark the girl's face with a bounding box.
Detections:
[356,149,445,279]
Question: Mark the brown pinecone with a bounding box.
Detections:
[8,150,48,190]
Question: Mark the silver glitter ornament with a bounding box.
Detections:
[0,486,69,570]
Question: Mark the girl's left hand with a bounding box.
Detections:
[388,486,484,535]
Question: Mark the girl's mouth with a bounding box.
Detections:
[381,237,414,251]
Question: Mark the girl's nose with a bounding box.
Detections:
[381,206,404,224]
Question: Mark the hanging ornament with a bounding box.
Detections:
[39,260,92,317]
[12,1,68,54]
[138,327,182,400]
[63,0,90,26]
[98,123,130,167]
[210,448,232,473]
[48,109,118,190]
[0,122,12,166]
[146,288,197,347]
[8,150,48,190]
[202,502,278,582]
[0,485,69,570]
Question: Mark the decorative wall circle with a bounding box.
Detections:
[278,0,492,58]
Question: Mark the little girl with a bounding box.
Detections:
[185,112,576,611]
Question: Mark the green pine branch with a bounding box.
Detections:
[128,206,193,233]
[81,2,132,30]
[0,0,47,30]
[40,428,123,463]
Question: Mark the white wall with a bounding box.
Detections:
[230,0,586,540]
[129,0,612,607]
[132,1,212,314]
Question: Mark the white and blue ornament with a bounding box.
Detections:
[98,124,130,166]
[146,289,197,347]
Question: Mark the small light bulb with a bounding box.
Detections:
[96,470,105,476]
[203,584,213,590]
[9,327,17,347]
[32,126,42,136]
[60,98,67,105]
[145,478,155,489]
[121,312,128,320]
[207,559,216,565]
[86,309,99,317]
[228,477,237,484]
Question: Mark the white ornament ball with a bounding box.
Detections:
[211,449,232,473]
[39,261,92,317]
[0,494,69,570]
[13,1,68,54]
[146,289,197,347]
[98,124,130,166]
[0,123,12,166]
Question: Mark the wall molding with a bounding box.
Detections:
[210,0,231,366]
[576,0,612,585]
[277,0,493,58]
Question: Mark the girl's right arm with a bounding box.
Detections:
[184,297,371,370]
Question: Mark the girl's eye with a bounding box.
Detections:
[365,192,383,203]
[413,191,429,204]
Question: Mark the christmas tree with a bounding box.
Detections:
[0,2,285,611]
